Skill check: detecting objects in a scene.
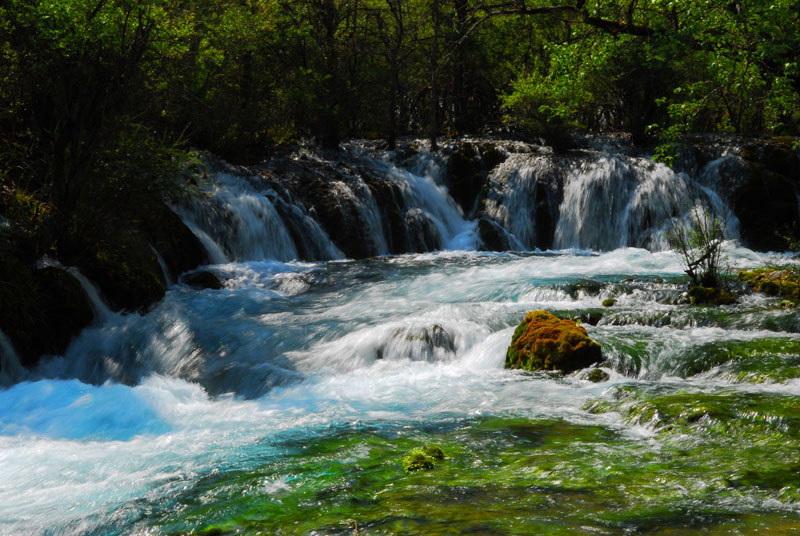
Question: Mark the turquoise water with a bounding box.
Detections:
[2,247,800,534]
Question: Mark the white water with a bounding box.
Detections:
[0,244,793,535]
[481,150,742,252]
[482,152,563,249]
[1,142,790,534]
[175,142,748,260]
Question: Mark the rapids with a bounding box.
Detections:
[2,140,800,534]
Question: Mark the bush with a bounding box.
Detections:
[666,204,729,289]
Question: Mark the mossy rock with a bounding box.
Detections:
[602,298,617,307]
[688,286,737,306]
[738,268,800,303]
[424,445,445,460]
[505,310,602,373]
[583,368,611,383]
[402,450,433,472]
[401,445,446,473]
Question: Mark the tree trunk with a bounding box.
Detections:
[429,0,439,151]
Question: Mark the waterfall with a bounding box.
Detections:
[482,148,740,252]
[328,178,390,255]
[482,153,564,250]
[0,329,24,386]
[553,155,692,250]
[37,258,114,321]
[180,219,228,264]
[173,140,744,260]
[369,157,477,250]
[179,173,342,263]
[66,268,114,321]
[149,245,174,287]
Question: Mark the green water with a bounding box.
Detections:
[5,250,800,535]
[151,402,800,535]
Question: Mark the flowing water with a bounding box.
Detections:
[2,143,800,535]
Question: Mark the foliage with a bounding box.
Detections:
[665,204,729,289]
[1,0,799,267]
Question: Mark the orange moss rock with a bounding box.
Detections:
[505,310,602,373]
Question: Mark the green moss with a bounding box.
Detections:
[402,449,435,473]
[152,412,800,535]
[584,368,610,383]
[506,310,602,373]
[401,445,446,473]
[424,445,445,460]
[688,286,737,305]
[602,298,617,307]
[739,268,800,303]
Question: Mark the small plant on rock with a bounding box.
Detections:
[666,203,729,290]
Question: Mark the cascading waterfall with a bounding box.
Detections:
[149,245,174,287]
[482,148,741,252]
[370,157,478,249]
[482,152,564,250]
[7,138,798,536]
[553,155,692,250]
[178,174,303,262]
[37,257,114,321]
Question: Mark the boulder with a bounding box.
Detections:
[445,142,505,217]
[477,217,511,251]
[506,310,602,373]
[0,262,93,367]
[182,270,225,290]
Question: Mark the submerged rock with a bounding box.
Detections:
[505,310,602,373]
[402,445,446,473]
[583,368,611,383]
[182,270,224,290]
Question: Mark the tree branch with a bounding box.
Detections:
[482,2,655,37]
